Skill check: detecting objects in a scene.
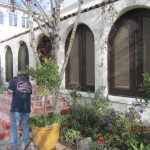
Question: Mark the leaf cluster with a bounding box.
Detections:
[29,114,62,127]
[129,141,150,150]
[61,127,82,143]
[137,73,150,105]
[25,58,60,90]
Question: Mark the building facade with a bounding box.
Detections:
[0,0,150,123]
[0,2,29,41]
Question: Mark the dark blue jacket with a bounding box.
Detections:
[8,77,32,113]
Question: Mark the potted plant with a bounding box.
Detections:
[25,58,61,150]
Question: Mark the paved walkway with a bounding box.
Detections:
[0,139,72,150]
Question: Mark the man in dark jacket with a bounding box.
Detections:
[7,71,32,150]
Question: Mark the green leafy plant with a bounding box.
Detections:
[29,114,62,127]
[62,104,101,139]
[93,102,143,149]
[61,127,82,143]
[25,58,61,127]
[130,141,150,150]
[25,58,60,91]
[136,73,150,106]
[61,96,147,149]
[0,86,7,94]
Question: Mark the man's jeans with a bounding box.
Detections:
[9,112,30,148]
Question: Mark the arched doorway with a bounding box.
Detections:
[5,46,13,82]
[65,24,95,92]
[18,42,29,71]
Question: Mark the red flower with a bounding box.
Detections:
[98,136,104,144]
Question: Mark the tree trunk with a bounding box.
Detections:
[51,0,61,115]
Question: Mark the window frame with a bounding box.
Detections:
[22,16,29,28]
[65,24,95,92]
[9,13,17,27]
[0,12,4,24]
[108,9,150,97]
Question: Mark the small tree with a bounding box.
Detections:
[25,58,61,115]
[12,0,83,75]
[11,0,83,115]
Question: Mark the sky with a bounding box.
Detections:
[0,0,78,8]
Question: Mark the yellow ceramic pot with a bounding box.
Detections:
[31,124,60,150]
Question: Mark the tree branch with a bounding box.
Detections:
[60,0,83,81]
[27,0,41,66]
[34,0,53,28]
[33,16,50,38]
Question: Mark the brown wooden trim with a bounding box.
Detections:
[108,9,150,97]
[65,24,95,92]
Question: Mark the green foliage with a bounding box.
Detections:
[129,141,150,150]
[0,86,6,94]
[91,99,143,149]
[62,105,101,138]
[29,114,62,127]
[25,58,60,90]
[69,88,82,106]
[137,73,150,106]
[61,96,147,149]
[61,127,82,143]
[26,58,61,126]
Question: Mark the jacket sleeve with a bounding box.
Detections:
[7,79,16,92]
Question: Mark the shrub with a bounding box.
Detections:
[0,86,7,94]
[61,97,147,149]
[62,104,101,138]
[136,73,150,106]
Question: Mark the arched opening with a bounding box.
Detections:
[65,24,95,92]
[37,35,52,62]
[5,46,13,82]
[108,9,150,97]
[18,42,29,71]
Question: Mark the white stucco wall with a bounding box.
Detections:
[0,0,150,123]
[58,0,150,124]
[0,3,29,41]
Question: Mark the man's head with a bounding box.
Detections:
[17,71,26,77]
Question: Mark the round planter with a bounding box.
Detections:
[31,124,60,150]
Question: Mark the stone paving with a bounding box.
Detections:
[0,138,72,150]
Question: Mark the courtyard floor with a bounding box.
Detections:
[0,139,72,150]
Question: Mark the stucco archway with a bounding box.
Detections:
[18,41,29,71]
[5,46,13,82]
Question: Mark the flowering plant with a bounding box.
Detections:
[61,96,147,149]
[89,134,111,150]
[91,99,145,149]
[97,136,104,144]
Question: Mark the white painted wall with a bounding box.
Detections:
[0,3,30,41]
